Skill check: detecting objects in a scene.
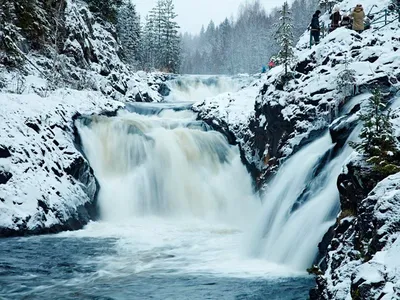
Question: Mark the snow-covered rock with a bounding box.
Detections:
[194,0,400,296]
[195,0,399,185]
[0,90,122,236]
[0,0,166,102]
[311,165,400,300]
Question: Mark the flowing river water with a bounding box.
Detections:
[0,75,358,299]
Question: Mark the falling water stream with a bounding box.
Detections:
[0,76,361,299]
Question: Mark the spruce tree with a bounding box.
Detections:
[161,0,181,73]
[117,1,141,66]
[85,0,123,24]
[351,88,400,175]
[274,1,295,79]
[337,54,356,98]
[144,0,181,73]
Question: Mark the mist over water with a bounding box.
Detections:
[0,75,359,299]
[165,75,253,102]
[74,109,288,279]
[77,110,259,226]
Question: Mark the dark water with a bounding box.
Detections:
[0,236,314,300]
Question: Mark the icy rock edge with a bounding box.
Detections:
[194,0,400,298]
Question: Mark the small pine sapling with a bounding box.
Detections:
[336,54,357,100]
[350,88,400,176]
[274,1,295,82]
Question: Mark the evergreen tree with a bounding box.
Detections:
[350,88,400,176]
[139,15,157,70]
[336,54,356,98]
[85,0,123,24]
[143,0,181,73]
[274,1,295,79]
[179,0,317,74]
[160,0,181,73]
[117,1,141,66]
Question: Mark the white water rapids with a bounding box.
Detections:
[165,75,253,102]
[73,77,359,278]
[75,109,295,278]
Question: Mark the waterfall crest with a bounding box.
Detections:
[165,75,252,102]
[76,110,260,227]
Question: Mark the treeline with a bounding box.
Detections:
[180,0,318,75]
[88,0,181,73]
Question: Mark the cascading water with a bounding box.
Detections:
[75,94,360,276]
[248,133,357,270]
[247,98,361,271]
[77,109,260,226]
[165,75,253,102]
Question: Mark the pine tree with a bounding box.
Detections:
[350,88,400,176]
[160,0,181,73]
[336,54,356,98]
[85,0,123,24]
[274,1,295,79]
[143,0,180,73]
[117,1,141,66]
[139,16,156,70]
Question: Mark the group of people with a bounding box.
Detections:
[310,4,366,45]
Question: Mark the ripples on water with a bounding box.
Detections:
[0,235,313,300]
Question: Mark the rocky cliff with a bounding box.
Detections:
[0,0,166,236]
[195,0,400,297]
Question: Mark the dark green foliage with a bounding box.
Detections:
[117,1,141,66]
[140,0,181,73]
[0,0,65,67]
[350,88,400,176]
[85,0,122,24]
[274,1,295,78]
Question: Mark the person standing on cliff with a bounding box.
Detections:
[340,13,352,28]
[329,6,341,32]
[310,10,322,45]
[351,4,365,33]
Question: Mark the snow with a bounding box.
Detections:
[193,75,264,135]
[195,0,399,176]
[192,0,400,297]
[0,88,122,231]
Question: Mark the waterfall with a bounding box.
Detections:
[76,109,260,227]
[75,78,362,274]
[165,75,253,102]
[248,127,359,271]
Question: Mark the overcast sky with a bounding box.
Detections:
[134,0,287,34]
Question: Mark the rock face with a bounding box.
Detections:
[0,90,121,237]
[0,0,165,102]
[310,161,400,300]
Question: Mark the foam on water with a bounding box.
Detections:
[73,80,361,278]
[73,108,291,278]
[165,75,252,102]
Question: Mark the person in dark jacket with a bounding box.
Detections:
[310,10,321,45]
[329,6,341,31]
[340,12,352,28]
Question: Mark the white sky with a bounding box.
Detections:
[133,0,287,34]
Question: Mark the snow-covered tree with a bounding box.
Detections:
[179,0,317,74]
[351,88,400,175]
[142,0,181,72]
[274,1,295,79]
[85,0,123,23]
[160,0,181,73]
[336,54,357,98]
[117,1,141,66]
[139,16,156,70]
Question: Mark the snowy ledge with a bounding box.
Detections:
[0,90,122,236]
